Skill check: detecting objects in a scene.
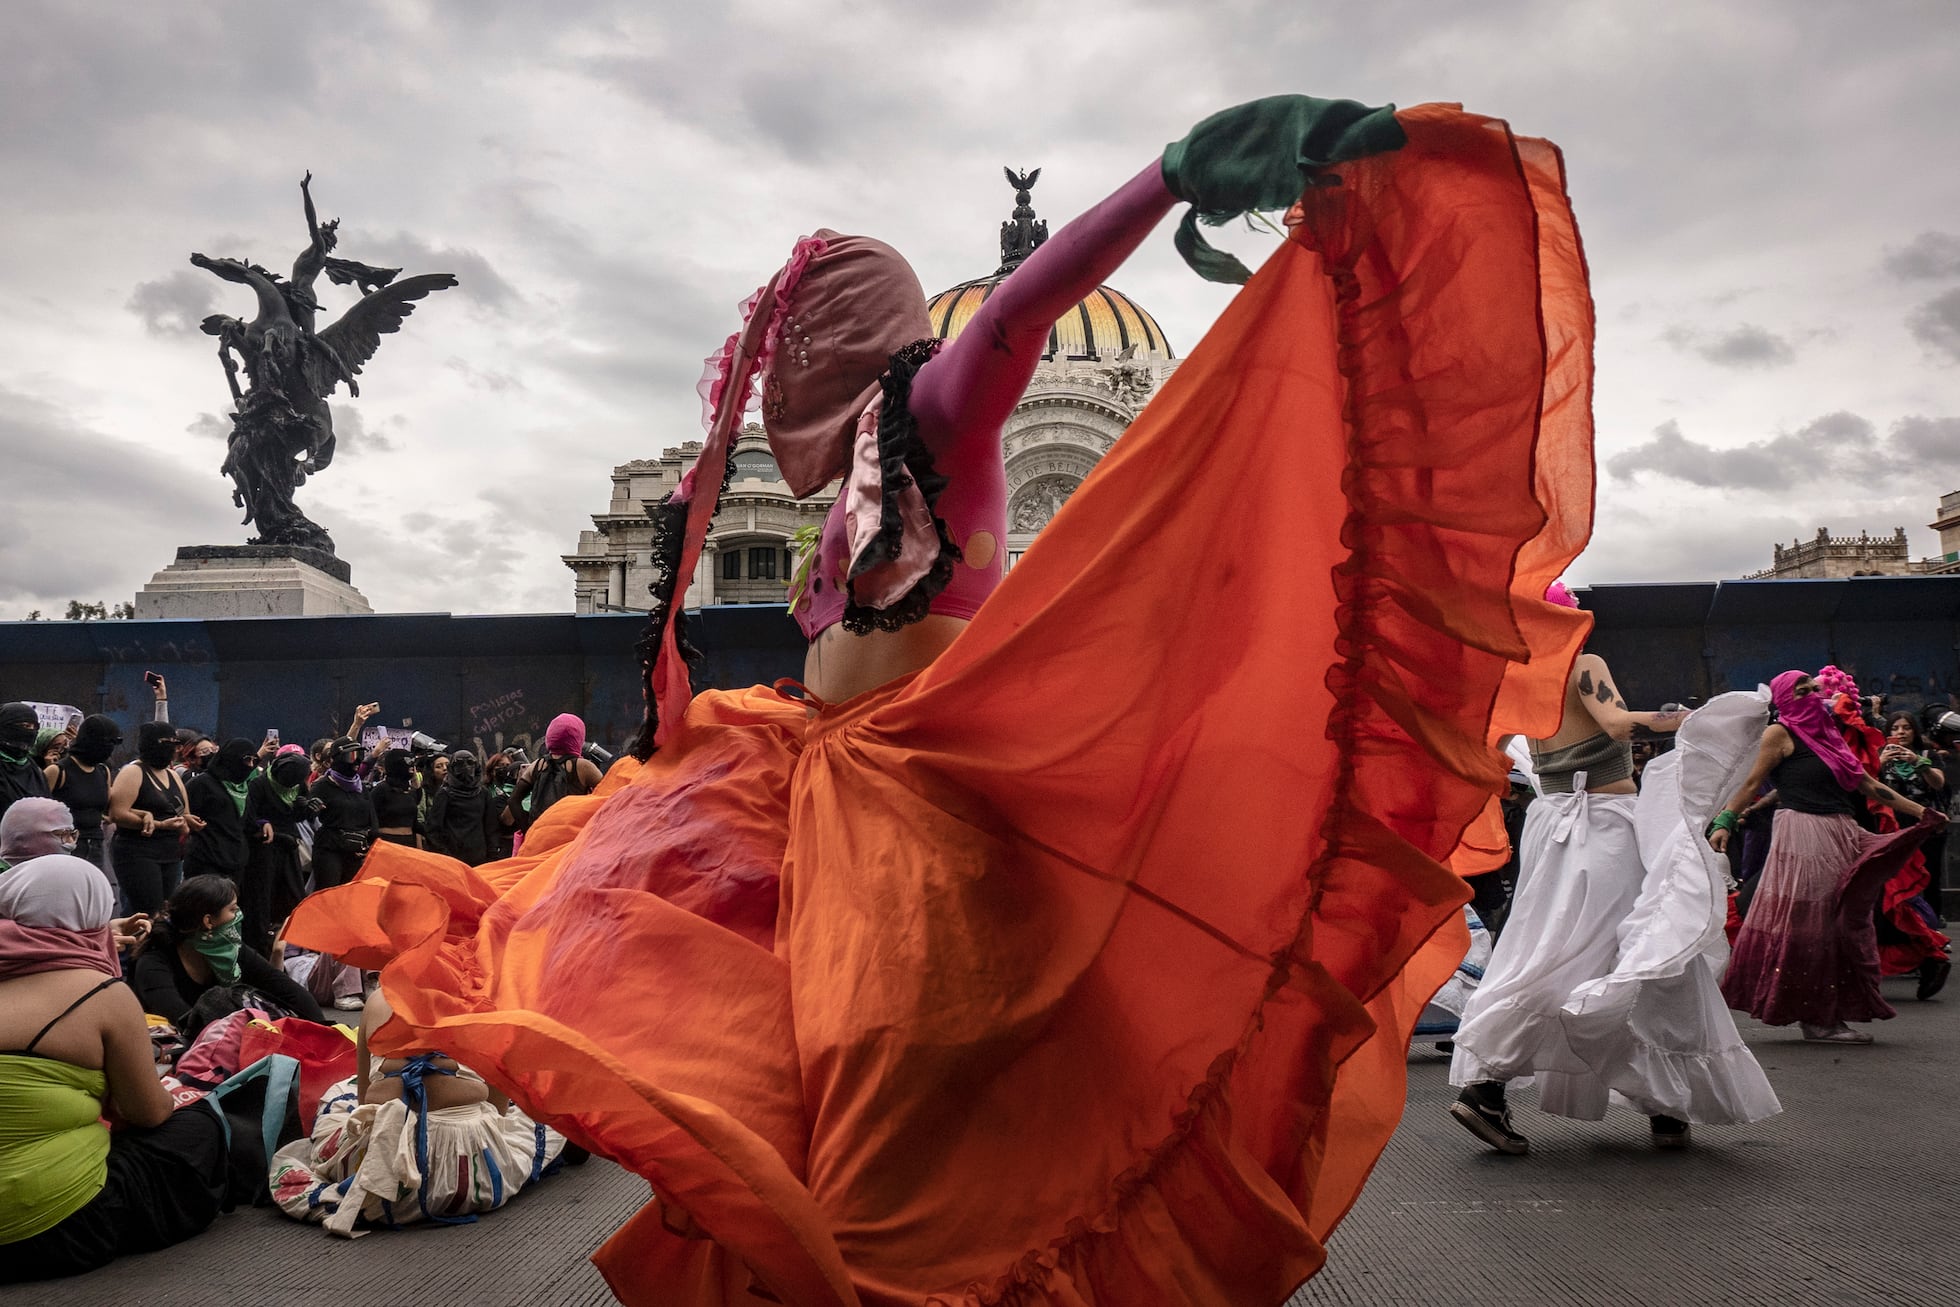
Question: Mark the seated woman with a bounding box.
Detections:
[130,874,325,1033]
[268,988,565,1236]
[0,855,228,1281]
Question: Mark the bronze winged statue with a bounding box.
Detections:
[188,176,456,554]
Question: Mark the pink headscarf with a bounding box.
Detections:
[544,714,585,757]
[1544,580,1580,609]
[0,853,119,981]
[1770,670,1866,791]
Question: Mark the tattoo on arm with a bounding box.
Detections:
[1595,679,1615,705]
[1578,670,1595,697]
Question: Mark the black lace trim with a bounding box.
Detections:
[629,452,732,760]
[840,338,962,636]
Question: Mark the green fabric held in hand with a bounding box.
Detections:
[1160,95,1408,284]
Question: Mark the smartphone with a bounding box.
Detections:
[265,728,280,745]
[143,670,162,688]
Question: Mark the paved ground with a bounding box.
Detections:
[21,974,1958,1307]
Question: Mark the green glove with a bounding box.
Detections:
[1160,95,1407,284]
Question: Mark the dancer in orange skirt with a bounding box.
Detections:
[290,95,1595,1305]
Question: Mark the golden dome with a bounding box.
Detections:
[927,277,1174,362]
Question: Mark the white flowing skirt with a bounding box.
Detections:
[1449,765,1779,1125]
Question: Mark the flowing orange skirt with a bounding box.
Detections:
[289,103,1593,1306]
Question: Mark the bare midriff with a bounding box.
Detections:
[802,613,968,707]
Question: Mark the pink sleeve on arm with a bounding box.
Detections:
[909,162,1178,455]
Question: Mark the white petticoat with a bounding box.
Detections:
[1449,702,1782,1126]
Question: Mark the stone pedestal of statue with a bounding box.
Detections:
[134,546,374,619]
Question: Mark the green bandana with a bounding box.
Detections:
[267,774,301,809]
[193,911,245,986]
[222,776,250,816]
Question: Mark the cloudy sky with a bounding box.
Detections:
[4,0,1957,617]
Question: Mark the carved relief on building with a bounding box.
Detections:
[1011,474,1081,534]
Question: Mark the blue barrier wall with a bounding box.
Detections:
[4,577,1956,761]
[0,606,806,758]
[1582,577,1960,711]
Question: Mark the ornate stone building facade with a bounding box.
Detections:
[566,171,1179,613]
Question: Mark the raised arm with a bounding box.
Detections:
[909,163,1177,453]
[1573,654,1688,741]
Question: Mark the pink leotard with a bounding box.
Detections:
[793,164,1178,639]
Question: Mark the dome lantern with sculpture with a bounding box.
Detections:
[564,168,1180,610]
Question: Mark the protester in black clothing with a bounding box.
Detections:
[107,723,197,917]
[251,752,320,949]
[0,701,54,820]
[369,749,421,848]
[131,874,323,1029]
[47,715,119,870]
[426,751,507,867]
[511,714,602,833]
[486,753,519,860]
[308,737,377,892]
[183,739,259,883]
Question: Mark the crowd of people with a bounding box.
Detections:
[0,681,608,1279]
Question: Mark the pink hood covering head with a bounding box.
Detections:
[1770,670,1866,791]
[544,714,585,757]
[1544,580,1580,609]
[756,230,933,497]
[0,797,76,863]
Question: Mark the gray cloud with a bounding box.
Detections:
[1906,287,1960,363]
[327,406,397,455]
[344,231,520,311]
[1607,411,1960,491]
[186,412,229,441]
[0,387,239,613]
[444,357,525,393]
[1663,322,1797,368]
[126,269,218,336]
[1883,231,1960,281]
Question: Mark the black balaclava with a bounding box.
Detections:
[445,751,483,794]
[381,749,414,786]
[0,703,38,762]
[271,753,311,790]
[329,736,364,776]
[69,714,123,767]
[212,738,256,784]
[138,722,179,770]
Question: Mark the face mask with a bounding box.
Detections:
[58,833,78,853]
[140,740,179,769]
[0,722,35,761]
[69,727,121,766]
[193,910,245,985]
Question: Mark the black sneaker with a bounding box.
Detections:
[1918,954,1952,1001]
[1449,1086,1529,1155]
[1650,1114,1691,1150]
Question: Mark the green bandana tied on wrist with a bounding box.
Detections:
[194,911,245,986]
[1160,94,1408,284]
